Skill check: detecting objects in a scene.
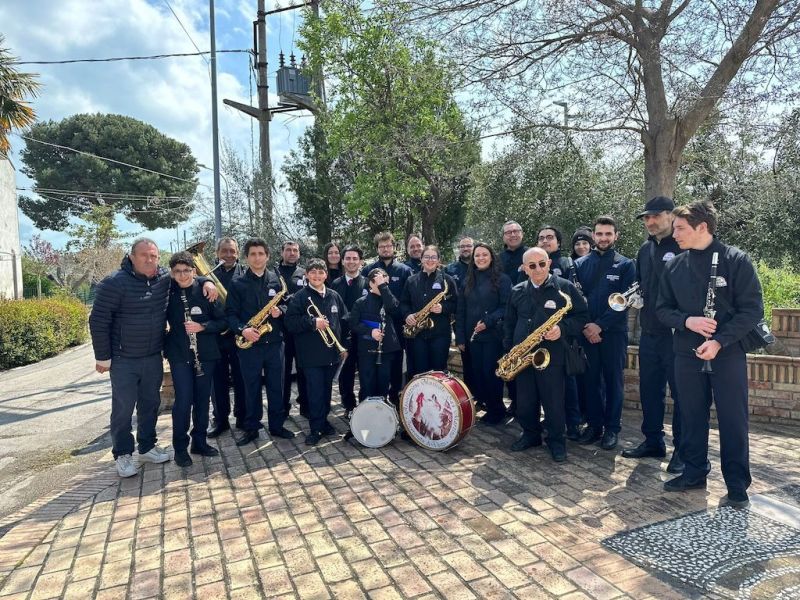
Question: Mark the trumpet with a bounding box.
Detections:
[608,282,643,312]
[307,298,347,357]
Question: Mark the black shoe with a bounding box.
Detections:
[234,421,247,431]
[510,434,542,452]
[551,448,567,463]
[207,423,230,439]
[305,431,322,446]
[190,445,219,457]
[235,430,260,446]
[475,401,487,413]
[666,450,685,474]
[480,413,506,426]
[565,425,582,441]
[269,427,296,439]
[600,431,618,450]
[343,409,354,421]
[299,409,310,419]
[577,426,603,445]
[322,422,336,436]
[621,441,666,459]
[174,451,192,467]
[720,490,749,508]
[664,474,707,492]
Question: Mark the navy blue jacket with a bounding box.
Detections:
[455,269,512,346]
[285,286,348,368]
[401,270,458,340]
[361,258,413,310]
[164,280,227,363]
[656,239,763,357]
[330,273,368,348]
[637,234,682,335]
[350,284,402,354]
[575,248,636,332]
[275,262,306,298]
[215,261,246,290]
[225,269,287,346]
[503,275,589,365]
[404,257,422,274]
[548,250,576,283]
[499,245,528,284]
[90,256,209,360]
[444,258,470,289]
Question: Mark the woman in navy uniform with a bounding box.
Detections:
[455,243,512,425]
[164,252,228,467]
[350,268,402,399]
[401,245,458,377]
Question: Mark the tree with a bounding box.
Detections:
[409,0,800,200]
[23,235,59,298]
[0,35,40,160]
[300,0,481,247]
[18,113,199,230]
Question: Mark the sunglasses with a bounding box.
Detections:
[527,261,548,270]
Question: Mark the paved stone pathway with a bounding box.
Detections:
[0,400,798,599]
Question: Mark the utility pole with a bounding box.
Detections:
[210,0,223,242]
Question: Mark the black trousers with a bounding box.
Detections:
[639,332,682,449]
[212,336,245,426]
[109,354,163,459]
[358,351,396,400]
[304,364,336,434]
[580,331,627,433]
[389,320,406,403]
[283,335,308,413]
[515,364,566,451]
[564,375,582,428]
[466,338,505,420]
[674,352,751,493]
[408,335,450,378]
[169,359,215,452]
[338,338,362,410]
[238,342,286,432]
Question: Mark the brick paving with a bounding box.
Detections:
[0,397,798,599]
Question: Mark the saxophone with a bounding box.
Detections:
[496,290,572,382]
[403,278,449,338]
[235,275,288,349]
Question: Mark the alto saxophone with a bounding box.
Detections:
[496,290,572,382]
[235,276,288,349]
[403,279,449,338]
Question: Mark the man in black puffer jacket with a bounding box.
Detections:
[89,238,217,478]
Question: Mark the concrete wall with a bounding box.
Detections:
[0,160,22,299]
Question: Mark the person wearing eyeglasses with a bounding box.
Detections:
[401,245,458,378]
[574,216,636,451]
[499,221,528,284]
[445,236,474,288]
[164,252,228,467]
[503,247,588,462]
[537,225,584,441]
[362,232,414,404]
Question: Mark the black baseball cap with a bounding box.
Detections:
[637,196,675,218]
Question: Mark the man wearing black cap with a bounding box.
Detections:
[621,197,684,473]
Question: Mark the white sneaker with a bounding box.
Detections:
[138,445,171,464]
[116,454,138,478]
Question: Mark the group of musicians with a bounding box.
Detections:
[89,197,763,508]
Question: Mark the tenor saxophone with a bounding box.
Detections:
[403,279,449,338]
[235,276,288,349]
[496,290,572,382]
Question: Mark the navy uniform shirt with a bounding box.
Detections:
[575,248,636,332]
[636,233,681,335]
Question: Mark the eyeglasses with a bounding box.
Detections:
[172,268,193,275]
[503,228,522,235]
[528,261,548,270]
[422,255,439,261]
[537,234,556,241]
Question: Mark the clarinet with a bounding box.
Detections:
[374,307,386,366]
[700,252,719,374]
[180,289,204,376]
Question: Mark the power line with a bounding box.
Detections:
[16,49,250,65]
[17,186,192,200]
[162,0,210,67]
[14,132,211,189]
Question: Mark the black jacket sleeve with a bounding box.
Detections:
[655,265,689,332]
[203,299,228,335]
[455,288,467,345]
[485,275,512,329]
[503,290,519,351]
[285,292,316,334]
[595,258,636,331]
[225,282,247,334]
[712,253,764,348]
[379,283,401,318]
[89,276,123,361]
[559,281,590,338]
[442,274,458,318]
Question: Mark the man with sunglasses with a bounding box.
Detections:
[575,216,636,451]
[504,248,588,462]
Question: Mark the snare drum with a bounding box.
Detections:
[399,371,475,451]
[349,397,399,448]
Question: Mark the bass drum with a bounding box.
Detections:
[399,371,475,451]
[349,397,399,448]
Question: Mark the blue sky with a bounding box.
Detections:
[2,0,314,252]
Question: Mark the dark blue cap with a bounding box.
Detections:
[637,196,675,218]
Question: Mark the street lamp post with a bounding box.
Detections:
[553,101,570,127]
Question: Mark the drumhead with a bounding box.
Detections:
[400,372,473,451]
[349,397,398,448]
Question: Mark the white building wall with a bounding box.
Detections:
[0,160,23,299]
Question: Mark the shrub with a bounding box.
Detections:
[0,297,89,369]
[757,261,800,323]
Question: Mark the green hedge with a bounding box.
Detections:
[757,261,800,323]
[0,297,89,369]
